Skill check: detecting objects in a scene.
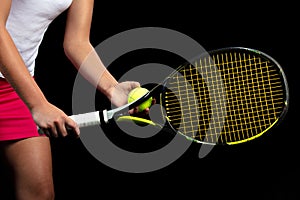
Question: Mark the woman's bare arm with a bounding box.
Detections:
[64,0,140,107]
[0,0,79,137]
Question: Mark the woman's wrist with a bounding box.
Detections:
[96,70,118,99]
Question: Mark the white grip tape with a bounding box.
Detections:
[69,111,100,128]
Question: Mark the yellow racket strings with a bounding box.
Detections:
[164,52,285,144]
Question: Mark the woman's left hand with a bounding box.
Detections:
[109,81,155,116]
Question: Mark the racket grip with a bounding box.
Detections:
[37,111,101,135]
[69,111,101,128]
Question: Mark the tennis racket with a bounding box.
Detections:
[43,47,289,145]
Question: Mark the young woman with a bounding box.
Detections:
[0,0,140,199]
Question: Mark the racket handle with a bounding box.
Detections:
[37,111,101,134]
[69,111,101,128]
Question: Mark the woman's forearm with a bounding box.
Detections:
[64,42,118,99]
[0,28,48,110]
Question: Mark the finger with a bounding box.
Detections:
[128,107,138,115]
[55,121,68,137]
[152,98,156,105]
[65,117,80,136]
[49,124,58,138]
[128,109,134,115]
[41,128,51,137]
[129,81,140,89]
[143,107,150,114]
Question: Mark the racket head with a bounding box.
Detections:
[160,47,289,145]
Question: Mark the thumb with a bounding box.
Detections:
[128,81,140,90]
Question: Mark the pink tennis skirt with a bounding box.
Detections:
[0,78,40,141]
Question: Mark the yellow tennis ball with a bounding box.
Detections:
[128,87,152,112]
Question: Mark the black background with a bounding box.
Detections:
[33,1,298,200]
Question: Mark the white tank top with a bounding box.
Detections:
[0,0,73,78]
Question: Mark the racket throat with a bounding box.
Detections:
[103,109,109,123]
[103,109,124,123]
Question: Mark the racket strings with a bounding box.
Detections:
[164,51,285,144]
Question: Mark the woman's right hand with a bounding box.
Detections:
[31,101,80,138]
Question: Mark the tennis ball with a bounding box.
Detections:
[128,87,152,112]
